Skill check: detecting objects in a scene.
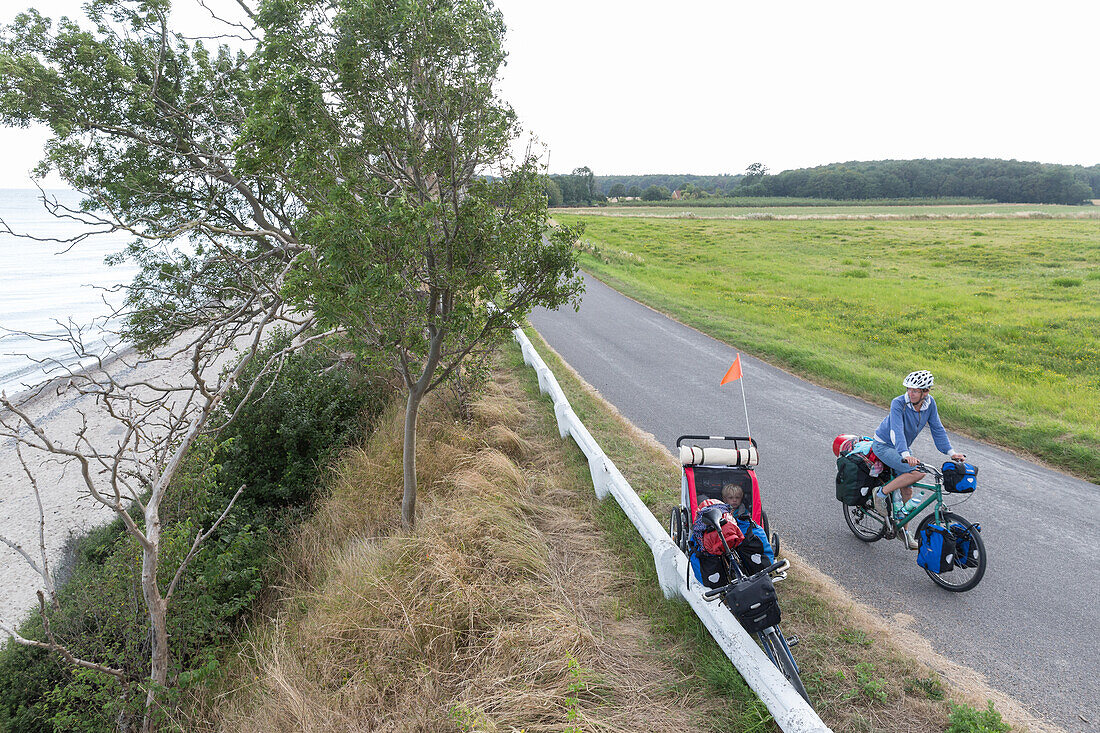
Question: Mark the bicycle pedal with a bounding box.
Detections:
[786,635,799,647]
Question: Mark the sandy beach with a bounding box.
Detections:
[0,334,234,627]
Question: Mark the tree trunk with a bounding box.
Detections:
[141,510,168,733]
[401,386,425,527]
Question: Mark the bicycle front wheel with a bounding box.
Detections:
[843,502,887,542]
[916,511,986,592]
[759,627,809,702]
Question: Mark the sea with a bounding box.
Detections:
[0,189,139,397]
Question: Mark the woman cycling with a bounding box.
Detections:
[872,370,966,548]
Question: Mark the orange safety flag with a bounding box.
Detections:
[720,355,743,385]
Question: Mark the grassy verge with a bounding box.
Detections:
[181,356,743,732]
[556,214,1100,484]
[517,330,1036,733]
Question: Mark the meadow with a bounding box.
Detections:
[555,214,1100,483]
[559,202,1099,219]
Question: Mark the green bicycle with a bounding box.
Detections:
[843,462,987,592]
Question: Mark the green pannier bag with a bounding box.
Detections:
[835,454,879,506]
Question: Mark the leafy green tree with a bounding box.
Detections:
[255,0,583,526]
[0,3,310,728]
[543,176,564,206]
[572,166,596,199]
[0,0,582,726]
[627,185,642,198]
[608,183,626,198]
[744,162,769,180]
[641,184,671,201]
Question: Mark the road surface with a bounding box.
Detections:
[530,273,1098,733]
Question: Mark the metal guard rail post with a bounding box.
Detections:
[514,327,830,733]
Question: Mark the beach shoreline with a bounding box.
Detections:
[0,333,210,626]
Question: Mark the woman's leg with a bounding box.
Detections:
[872,440,925,502]
[880,470,925,503]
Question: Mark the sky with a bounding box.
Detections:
[2,0,1098,187]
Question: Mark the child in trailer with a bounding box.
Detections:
[721,483,776,574]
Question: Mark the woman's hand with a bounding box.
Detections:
[904,455,921,467]
[951,452,966,462]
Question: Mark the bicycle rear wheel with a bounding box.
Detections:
[916,512,986,592]
[761,509,780,557]
[759,627,809,702]
[669,507,689,552]
[843,502,887,542]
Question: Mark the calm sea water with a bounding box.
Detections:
[0,189,139,396]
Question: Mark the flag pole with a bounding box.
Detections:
[720,354,752,441]
[739,365,752,442]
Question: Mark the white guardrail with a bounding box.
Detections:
[514,328,830,733]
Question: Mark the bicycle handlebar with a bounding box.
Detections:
[702,558,791,599]
[914,462,944,479]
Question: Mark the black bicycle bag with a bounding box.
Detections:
[723,574,781,633]
[835,454,881,506]
[942,461,978,493]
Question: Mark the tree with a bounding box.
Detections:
[608,183,626,198]
[740,162,769,190]
[745,162,769,178]
[543,176,564,206]
[641,184,671,201]
[250,0,583,527]
[627,185,642,198]
[572,166,596,200]
[0,1,313,726]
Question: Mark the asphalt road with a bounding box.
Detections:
[529,273,1099,733]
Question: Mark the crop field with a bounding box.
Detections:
[555,214,1100,483]
[558,203,1100,219]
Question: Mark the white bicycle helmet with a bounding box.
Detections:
[903,370,934,390]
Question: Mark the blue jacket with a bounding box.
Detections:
[874,394,954,459]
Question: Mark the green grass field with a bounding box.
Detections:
[559,202,1100,219]
[555,214,1100,484]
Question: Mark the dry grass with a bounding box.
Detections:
[183,367,725,732]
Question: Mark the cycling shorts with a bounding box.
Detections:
[871,439,919,475]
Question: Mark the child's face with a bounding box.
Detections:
[723,487,743,505]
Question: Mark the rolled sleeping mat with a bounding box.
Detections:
[679,445,758,467]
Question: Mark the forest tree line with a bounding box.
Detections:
[546,158,1100,206]
[736,159,1098,204]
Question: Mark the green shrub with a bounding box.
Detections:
[853,662,888,702]
[946,700,1010,733]
[215,334,387,510]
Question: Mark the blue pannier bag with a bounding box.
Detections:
[950,521,980,568]
[942,461,977,493]
[917,523,956,574]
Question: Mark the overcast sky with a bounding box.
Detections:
[2,0,1097,187]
